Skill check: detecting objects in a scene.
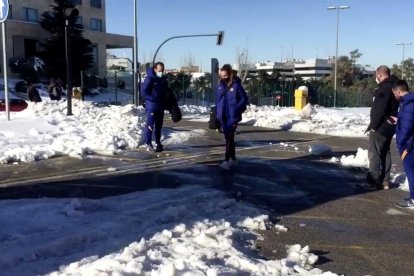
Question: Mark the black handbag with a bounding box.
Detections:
[170,103,182,123]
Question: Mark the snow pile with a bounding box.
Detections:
[243,105,369,137]
[330,148,369,168]
[309,144,332,155]
[0,101,211,163]
[180,105,209,115]
[0,185,337,276]
[0,100,146,163]
[298,103,316,119]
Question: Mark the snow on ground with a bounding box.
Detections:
[0,101,206,164]
[331,148,411,193]
[0,184,337,276]
[185,104,370,137]
[329,148,369,168]
[243,105,370,138]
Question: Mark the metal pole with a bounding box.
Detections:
[80,70,84,101]
[115,71,118,104]
[80,70,84,89]
[65,20,73,116]
[402,44,405,79]
[2,22,9,121]
[182,75,185,105]
[133,0,138,106]
[333,8,339,108]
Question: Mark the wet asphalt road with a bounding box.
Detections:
[0,119,413,276]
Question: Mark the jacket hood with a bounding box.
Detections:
[402,92,414,103]
[233,76,242,84]
[146,67,156,78]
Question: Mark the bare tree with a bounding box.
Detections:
[236,48,250,83]
[182,53,195,68]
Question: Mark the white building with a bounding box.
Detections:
[107,54,133,71]
[294,58,333,80]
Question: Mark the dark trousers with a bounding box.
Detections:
[223,123,236,161]
[368,131,392,184]
[145,109,164,145]
[403,151,414,199]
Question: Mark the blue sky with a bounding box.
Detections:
[106,0,414,71]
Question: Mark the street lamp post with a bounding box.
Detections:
[396,42,412,79]
[64,8,79,116]
[327,5,350,108]
[133,0,139,106]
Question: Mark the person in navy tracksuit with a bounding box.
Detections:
[393,80,414,208]
[216,64,248,170]
[142,62,169,152]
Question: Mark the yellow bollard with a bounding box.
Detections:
[294,86,308,111]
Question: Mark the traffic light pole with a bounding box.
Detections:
[152,31,224,66]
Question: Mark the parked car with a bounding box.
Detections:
[0,89,28,112]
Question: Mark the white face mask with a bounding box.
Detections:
[156,72,163,78]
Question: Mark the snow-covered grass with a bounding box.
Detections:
[0,184,337,276]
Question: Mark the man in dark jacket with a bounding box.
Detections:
[393,80,414,208]
[216,64,248,170]
[365,66,398,190]
[141,62,169,152]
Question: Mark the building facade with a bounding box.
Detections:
[107,54,132,71]
[0,0,133,78]
[294,58,333,80]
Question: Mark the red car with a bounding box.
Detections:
[0,90,28,112]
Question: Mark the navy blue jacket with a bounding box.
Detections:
[396,92,414,155]
[216,76,248,125]
[142,67,169,111]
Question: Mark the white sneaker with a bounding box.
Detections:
[140,143,154,151]
[220,161,230,170]
[229,159,238,167]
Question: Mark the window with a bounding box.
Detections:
[90,0,101,8]
[22,7,38,23]
[24,39,38,57]
[90,18,102,32]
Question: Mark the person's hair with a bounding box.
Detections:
[154,62,165,71]
[220,64,233,87]
[376,65,390,77]
[393,79,410,92]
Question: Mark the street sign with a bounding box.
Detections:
[0,0,9,23]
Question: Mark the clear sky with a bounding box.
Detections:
[106,0,414,71]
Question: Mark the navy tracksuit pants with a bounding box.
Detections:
[145,109,164,145]
[222,122,237,162]
[403,151,414,199]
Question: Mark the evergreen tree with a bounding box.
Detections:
[39,0,93,84]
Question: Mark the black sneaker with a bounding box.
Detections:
[155,144,164,153]
[396,198,414,209]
